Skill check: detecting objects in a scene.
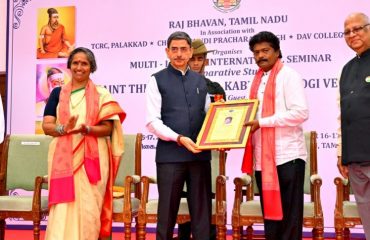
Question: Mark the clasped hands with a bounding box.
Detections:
[62,115,91,135]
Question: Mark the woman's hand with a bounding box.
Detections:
[68,123,87,135]
[70,123,90,135]
[70,120,113,137]
[64,115,79,133]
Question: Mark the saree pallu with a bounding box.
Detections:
[45,86,125,240]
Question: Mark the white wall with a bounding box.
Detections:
[0,0,7,71]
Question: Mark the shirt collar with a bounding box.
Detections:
[359,48,370,58]
[168,64,190,76]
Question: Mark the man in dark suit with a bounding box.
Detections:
[146,31,212,240]
[177,38,226,240]
[337,12,370,239]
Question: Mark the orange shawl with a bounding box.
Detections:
[241,59,283,220]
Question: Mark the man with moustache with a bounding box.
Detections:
[337,12,370,239]
[177,38,226,240]
[242,31,309,240]
[37,8,74,59]
[146,31,212,240]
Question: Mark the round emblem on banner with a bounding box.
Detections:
[213,0,241,13]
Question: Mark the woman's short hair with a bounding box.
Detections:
[67,47,97,73]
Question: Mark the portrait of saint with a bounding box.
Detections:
[36,6,76,59]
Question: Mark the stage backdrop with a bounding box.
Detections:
[6,0,370,233]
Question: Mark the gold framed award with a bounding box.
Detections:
[196,99,258,149]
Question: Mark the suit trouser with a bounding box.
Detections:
[156,161,212,240]
[177,213,216,240]
[348,164,370,240]
[178,186,216,240]
[255,159,305,240]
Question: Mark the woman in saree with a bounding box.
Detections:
[42,47,126,240]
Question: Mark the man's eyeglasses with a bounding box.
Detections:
[344,24,370,36]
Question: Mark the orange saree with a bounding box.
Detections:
[46,80,125,239]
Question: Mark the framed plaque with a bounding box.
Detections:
[196,99,258,149]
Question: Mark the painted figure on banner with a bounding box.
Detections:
[43,47,126,240]
[242,31,309,240]
[35,65,70,134]
[178,38,226,240]
[337,12,370,240]
[38,67,67,102]
[37,7,75,59]
[45,68,65,95]
[146,31,212,240]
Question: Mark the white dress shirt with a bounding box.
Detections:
[246,65,309,170]
[146,73,210,142]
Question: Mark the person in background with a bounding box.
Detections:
[146,31,212,240]
[337,12,370,240]
[178,38,226,240]
[188,38,226,102]
[43,47,126,240]
[242,31,309,240]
